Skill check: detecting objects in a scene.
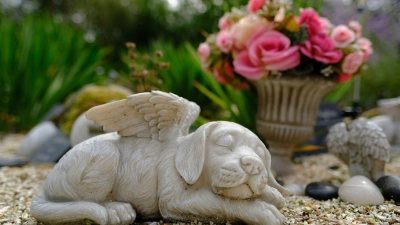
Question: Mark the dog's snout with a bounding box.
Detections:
[240,155,264,175]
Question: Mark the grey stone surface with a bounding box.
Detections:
[30,130,71,164]
[15,121,59,159]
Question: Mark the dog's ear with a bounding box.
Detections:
[264,148,290,197]
[175,122,219,185]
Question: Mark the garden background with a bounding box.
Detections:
[1,0,400,134]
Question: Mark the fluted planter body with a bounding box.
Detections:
[252,77,337,176]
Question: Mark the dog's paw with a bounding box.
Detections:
[260,187,286,209]
[104,202,136,225]
[264,203,285,225]
[249,202,285,225]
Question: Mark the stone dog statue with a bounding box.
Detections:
[31,91,289,225]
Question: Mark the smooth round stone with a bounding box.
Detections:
[339,175,384,206]
[305,182,338,200]
[16,121,59,159]
[284,183,306,196]
[376,175,400,202]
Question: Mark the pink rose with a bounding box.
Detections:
[231,14,272,50]
[233,51,269,79]
[233,29,300,80]
[213,62,234,85]
[198,43,210,62]
[337,74,352,83]
[300,33,343,64]
[331,25,356,48]
[348,21,362,38]
[318,17,332,34]
[218,15,233,30]
[299,8,323,35]
[213,62,250,89]
[247,0,265,13]
[213,69,229,85]
[341,51,364,74]
[216,30,233,53]
[358,37,373,61]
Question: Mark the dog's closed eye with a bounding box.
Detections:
[215,135,234,149]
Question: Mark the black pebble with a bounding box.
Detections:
[376,175,400,202]
[276,178,284,186]
[305,182,338,200]
[329,164,340,170]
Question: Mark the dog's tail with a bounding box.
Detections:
[30,189,108,225]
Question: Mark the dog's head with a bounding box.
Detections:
[175,121,288,200]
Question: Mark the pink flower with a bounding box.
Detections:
[341,51,364,74]
[358,37,373,61]
[300,33,343,64]
[216,30,234,53]
[233,29,300,80]
[247,0,265,13]
[337,74,352,83]
[213,69,229,85]
[318,17,332,34]
[299,8,323,36]
[218,15,233,30]
[231,14,272,50]
[274,7,285,22]
[331,25,356,48]
[348,21,362,38]
[198,43,210,62]
[233,51,269,79]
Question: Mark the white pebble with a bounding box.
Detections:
[339,175,384,206]
[284,183,306,196]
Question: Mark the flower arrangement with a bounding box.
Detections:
[197,0,373,89]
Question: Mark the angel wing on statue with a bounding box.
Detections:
[326,117,391,182]
[85,91,200,141]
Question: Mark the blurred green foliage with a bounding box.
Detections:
[0,14,108,132]
[118,40,257,130]
[1,0,400,134]
[149,41,214,109]
[342,44,400,110]
[185,44,258,131]
[292,0,324,13]
[20,0,248,56]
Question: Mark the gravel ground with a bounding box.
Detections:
[0,134,399,225]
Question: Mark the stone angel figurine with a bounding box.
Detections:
[326,117,391,182]
[31,91,289,225]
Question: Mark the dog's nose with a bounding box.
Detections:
[240,155,264,175]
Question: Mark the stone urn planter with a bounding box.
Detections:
[252,76,337,176]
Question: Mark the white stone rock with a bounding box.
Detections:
[16,121,59,159]
[284,183,306,196]
[370,115,395,144]
[377,97,400,120]
[339,175,384,206]
[70,113,104,147]
[375,97,400,150]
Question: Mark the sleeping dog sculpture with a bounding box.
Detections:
[31,91,289,225]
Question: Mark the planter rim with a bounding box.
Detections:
[250,74,338,84]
